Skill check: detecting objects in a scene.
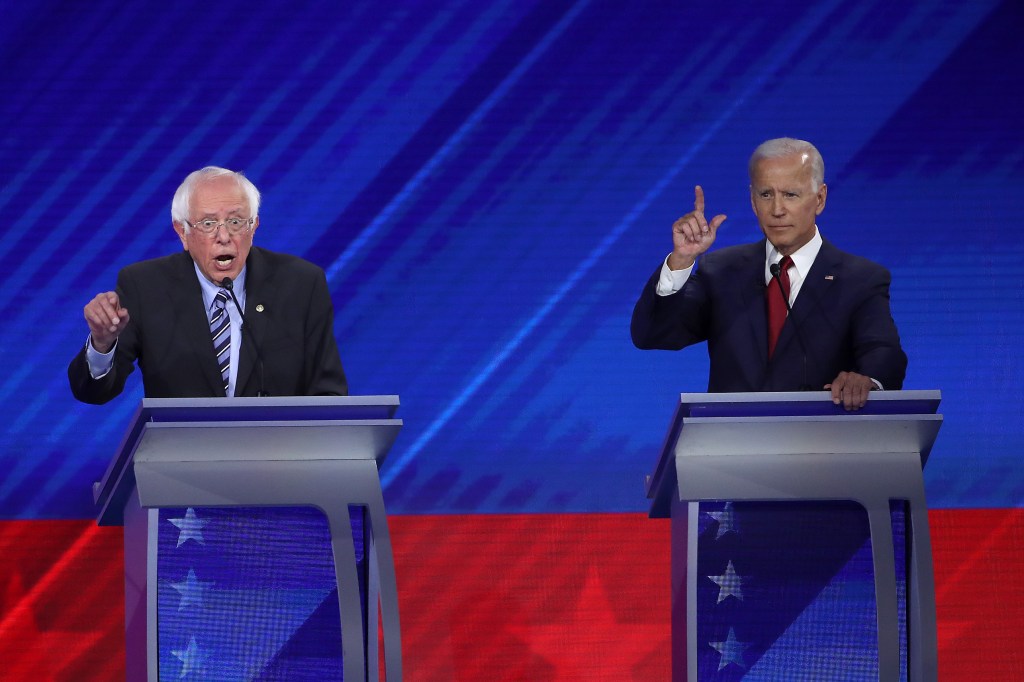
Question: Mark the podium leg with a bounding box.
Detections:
[121,487,148,681]
[365,480,404,681]
[908,501,939,682]
[866,503,901,682]
[326,459,404,681]
[668,495,694,682]
[324,502,367,682]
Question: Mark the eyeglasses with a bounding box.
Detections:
[185,217,255,236]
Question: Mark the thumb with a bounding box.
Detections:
[709,214,727,231]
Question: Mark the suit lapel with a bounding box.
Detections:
[738,241,770,368]
[167,253,226,396]
[774,240,840,359]
[236,248,271,396]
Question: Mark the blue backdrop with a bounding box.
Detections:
[1,0,1021,519]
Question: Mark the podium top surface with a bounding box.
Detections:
[95,396,401,525]
[139,395,400,421]
[646,390,942,517]
[674,390,941,418]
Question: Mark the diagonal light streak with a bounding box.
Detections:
[0,523,105,639]
[325,0,594,285]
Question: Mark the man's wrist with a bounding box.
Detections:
[667,253,696,271]
[89,335,114,354]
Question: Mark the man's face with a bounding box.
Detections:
[749,153,826,256]
[174,175,258,284]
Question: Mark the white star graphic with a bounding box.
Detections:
[169,508,208,547]
[708,560,744,603]
[170,568,214,610]
[171,636,207,677]
[706,502,739,538]
[709,627,750,671]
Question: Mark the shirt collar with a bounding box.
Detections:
[765,227,822,280]
[194,262,247,311]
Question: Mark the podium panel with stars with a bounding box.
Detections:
[94,397,404,681]
[646,391,942,682]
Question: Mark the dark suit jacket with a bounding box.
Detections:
[69,247,348,403]
[631,239,907,392]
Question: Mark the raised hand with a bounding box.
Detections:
[668,185,727,270]
[84,291,130,353]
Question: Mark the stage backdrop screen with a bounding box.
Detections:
[0,0,1021,519]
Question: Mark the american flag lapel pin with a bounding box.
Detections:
[824,275,834,280]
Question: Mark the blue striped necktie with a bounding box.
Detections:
[209,290,231,394]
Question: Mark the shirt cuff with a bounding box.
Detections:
[656,254,693,296]
[85,335,116,379]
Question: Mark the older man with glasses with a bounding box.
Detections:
[69,166,347,402]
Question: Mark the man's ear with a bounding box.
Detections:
[815,183,828,215]
[173,222,189,250]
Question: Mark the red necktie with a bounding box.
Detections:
[766,256,793,359]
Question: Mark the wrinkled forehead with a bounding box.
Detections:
[189,176,250,216]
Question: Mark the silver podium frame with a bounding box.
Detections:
[94,396,404,681]
[646,390,942,682]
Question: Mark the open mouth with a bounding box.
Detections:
[214,255,235,268]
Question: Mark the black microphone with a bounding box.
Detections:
[769,262,812,391]
[220,277,268,397]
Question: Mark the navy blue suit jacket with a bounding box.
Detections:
[69,247,347,403]
[631,239,907,392]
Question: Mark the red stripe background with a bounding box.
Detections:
[1,509,1021,680]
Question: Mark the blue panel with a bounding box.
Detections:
[696,501,908,680]
[156,506,363,680]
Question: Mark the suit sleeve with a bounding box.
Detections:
[68,269,142,404]
[302,268,348,396]
[631,265,711,351]
[849,266,907,389]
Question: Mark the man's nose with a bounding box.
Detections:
[771,196,786,215]
[214,224,231,242]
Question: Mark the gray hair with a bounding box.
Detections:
[748,138,825,191]
[171,166,261,230]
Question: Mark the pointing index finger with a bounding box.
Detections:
[694,185,705,214]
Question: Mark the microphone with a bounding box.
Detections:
[769,262,812,391]
[220,277,268,397]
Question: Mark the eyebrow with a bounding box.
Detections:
[196,208,247,218]
[754,187,801,193]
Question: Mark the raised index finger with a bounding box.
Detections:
[694,185,705,214]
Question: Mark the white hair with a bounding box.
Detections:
[748,138,825,191]
[171,166,261,230]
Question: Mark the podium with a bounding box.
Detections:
[646,391,942,682]
[94,396,404,681]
